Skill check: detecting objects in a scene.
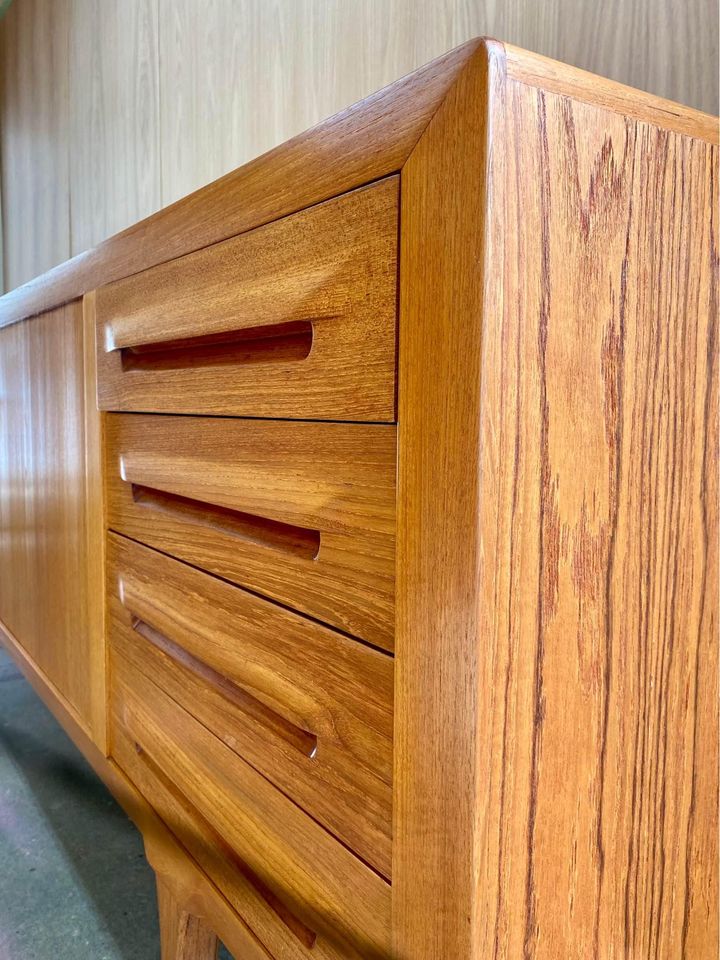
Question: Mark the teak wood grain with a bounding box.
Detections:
[3,1,719,293]
[482,77,718,960]
[148,840,272,960]
[397,38,718,960]
[0,600,271,960]
[107,532,393,877]
[116,705,375,960]
[0,300,106,747]
[2,35,716,333]
[0,35,717,960]
[105,413,396,650]
[504,44,719,143]
[157,882,219,960]
[82,291,107,751]
[96,178,398,421]
[394,40,498,960]
[0,38,482,329]
[111,655,392,959]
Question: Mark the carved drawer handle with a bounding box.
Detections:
[129,613,318,759]
[129,483,321,560]
[117,319,313,371]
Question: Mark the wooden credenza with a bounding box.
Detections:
[0,38,717,960]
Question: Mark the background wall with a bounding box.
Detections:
[1,0,717,293]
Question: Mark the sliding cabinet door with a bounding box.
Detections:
[0,299,105,747]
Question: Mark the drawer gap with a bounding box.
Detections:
[119,319,313,372]
[128,613,318,759]
[132,740,318,950]
[130,483,321,560]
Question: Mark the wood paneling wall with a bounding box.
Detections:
[1,0,718,292]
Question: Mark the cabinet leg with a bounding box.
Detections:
[157,879,219,960]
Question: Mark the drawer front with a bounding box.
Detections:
[108,532,392,876]
[110,651,392,959]
[105,413,395,651]
[96,179,397,421]
[113,712,352,960]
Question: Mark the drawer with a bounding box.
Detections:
[95,178,397,421]
[110,649,392,959]
[107,532,392,876]
[113,713,361,960]
[105,413,395,651]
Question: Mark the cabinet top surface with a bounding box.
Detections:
[0,36,716,331]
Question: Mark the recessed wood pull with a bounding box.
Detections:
[129,615,319,759]
[132,740,317,949]
[119,319,313,371]
[130,483,321,560]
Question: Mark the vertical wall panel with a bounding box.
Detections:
[0,0,70,289]
[0,0,717,292]
[68,0,161,255]
[158,0,253,207]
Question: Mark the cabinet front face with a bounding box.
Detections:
[0,301,105,745]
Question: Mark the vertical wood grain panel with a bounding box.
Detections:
[475,78,718,960]
[0,301,106,748]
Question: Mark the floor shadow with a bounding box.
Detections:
[0,650,236,960]
[0,650,158,960]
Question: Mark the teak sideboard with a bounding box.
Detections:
[0,38,717,960]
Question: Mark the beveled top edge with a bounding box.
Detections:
[505,44,719,145]
[0,37,485,330]
[1,36,716,330]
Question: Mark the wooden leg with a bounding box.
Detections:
[157,879,219,960]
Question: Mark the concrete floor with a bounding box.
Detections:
[0,648,231,960]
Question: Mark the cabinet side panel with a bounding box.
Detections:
[478,78,718,958]
[0,301,106,747]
